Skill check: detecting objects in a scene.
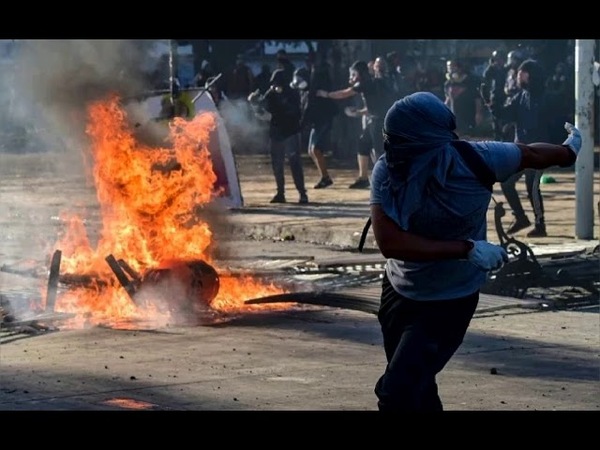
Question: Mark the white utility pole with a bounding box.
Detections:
[574,39,595,239]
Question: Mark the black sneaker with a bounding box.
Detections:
[314,176,333,189]
[299,193,309,204]
[527,226,547,238]
[270,193,286,204]
[506,216,531,234]
[348,178,370,189]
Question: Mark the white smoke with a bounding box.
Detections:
[10,39,156,157]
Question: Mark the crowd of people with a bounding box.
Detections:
[178,43,587,412]
[190,45,578,238]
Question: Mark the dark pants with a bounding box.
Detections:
[490,115,505,141]
[270,133,306,196]
[501,168,545,226]
[374,272,479,411]
[357,116,384,162]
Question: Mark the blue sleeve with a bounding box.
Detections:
[369,158,388,205]
[474,141,522,182]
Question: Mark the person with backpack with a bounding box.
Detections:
[316,60,395,189]
[369,91,582,411]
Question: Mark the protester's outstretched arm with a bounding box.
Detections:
[316,87,356,100]
[518,122,581,170]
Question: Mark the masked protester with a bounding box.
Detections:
[248,68,308,204]
[369,91,581,411]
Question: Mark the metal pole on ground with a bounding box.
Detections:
[574,39,596,239]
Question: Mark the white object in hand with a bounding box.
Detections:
[344,106,359,118]
[562,122,582,156]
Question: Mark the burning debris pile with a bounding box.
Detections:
[2,93,289,331]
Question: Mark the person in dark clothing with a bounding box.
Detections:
[490,59,550,237]
[545,61,575,144]
[254,63,273,94]
[226,55,255,101]
[316,60,394,189]
[480,50,509,140]
[444,59,484,136]
[276,49,296,86]
[291,64,338,189]
[248,68,308,204]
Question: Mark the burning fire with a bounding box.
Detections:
[47,94,287,329]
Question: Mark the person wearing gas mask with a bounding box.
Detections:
[290,63,338,189]
[369,91,581,411]
[248,68,308,204]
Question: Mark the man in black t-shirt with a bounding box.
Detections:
[316,60,395,189]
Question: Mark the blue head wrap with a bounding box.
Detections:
[380,91,458,229]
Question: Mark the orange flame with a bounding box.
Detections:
[49,94,287,329]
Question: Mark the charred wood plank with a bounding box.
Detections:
[244,291,379,315]
[105,254,138,300]
[0,264,43,279]
[44,250,61,313]
[58,273,108,287]
[118,259,141,282]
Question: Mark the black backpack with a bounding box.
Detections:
[357,140,496,252]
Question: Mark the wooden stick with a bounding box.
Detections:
[45,250,62,313]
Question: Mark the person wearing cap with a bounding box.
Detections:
[369,91,581,411]
[490,58,551,237]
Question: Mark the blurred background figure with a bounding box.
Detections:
[490,59,550,237]
[317,60,395,189]
[504,48,527,99]
[385,51,410,98]
[480,49,509,140]
[226,54,255,102]
[275,49,296,84]
[443,58,484,136]
[193,59,214,88]
[373,55,399,106]
[248,68,308,204]
[254,63,273,95]
[545,60,575,144]
[292,60,338,189]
